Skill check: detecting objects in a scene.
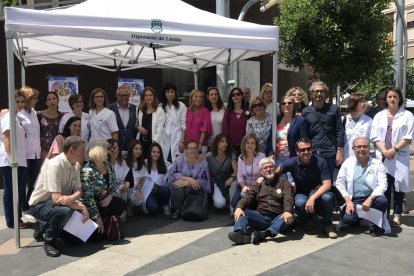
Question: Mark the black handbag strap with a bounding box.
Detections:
[211,155,229,184]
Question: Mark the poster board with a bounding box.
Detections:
[118,78,144,106]
[48,76,79,113]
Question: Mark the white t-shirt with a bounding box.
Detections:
[208,108,225,146]
[59,111,90,143]
[0,112,27,167]
[88,107,118,142]
[19,108,41,159]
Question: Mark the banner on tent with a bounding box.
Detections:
[48,76,79,113]
[118,78,144,106]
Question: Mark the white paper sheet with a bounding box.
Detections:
[356,204,383,228]
[63,211,98,242]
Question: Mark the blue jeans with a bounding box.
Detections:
[25,158,41,210]
[1,166,27,228]
[342,196,387,231]
[385,173,404,215]
[295,192,334,226]
[146,185,171,214]
[234,210,295,236]
[30,200,74,243]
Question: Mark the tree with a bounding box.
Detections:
[2,0,18,8]
[276,0,394,90]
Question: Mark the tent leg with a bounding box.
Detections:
[21,63,25,87]
[6,32,21,249]
[272,52,279,154]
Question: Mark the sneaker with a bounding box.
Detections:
[43,241,60,257]
[252,231,268,244]
[324,225,338,239]
[22,211,36,223]
[391,215,401,227]
[228,231,251,245]
[163,205,171,216]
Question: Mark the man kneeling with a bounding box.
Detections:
[228,157,295,245]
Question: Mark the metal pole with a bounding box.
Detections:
[394,0,404,89]
[336,85,341,110]
[216,0,230,99]
[193,60,199,89]
[272,52,278,153]
[394,0,407,101]
[21,63,25,87]
[6,31,21,248]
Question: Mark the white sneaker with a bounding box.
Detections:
[163,205,171,216]
[22,211,36,223]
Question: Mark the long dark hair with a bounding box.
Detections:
[211,133,231,157]
[61,116,81,137]
[126,140,145,170]
[227,87,247,113]
[107,138,123,165]
[147,142,167,174]
[160,82,179,110]
[205,86,224,112]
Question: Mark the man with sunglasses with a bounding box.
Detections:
[275,138,337,238]
[335,137,389,236]
[302,81,345,181]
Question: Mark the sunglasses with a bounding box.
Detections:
[312,90,327,94]
[231,92,242,97]
[251,103,265,109]
[292,92,302,97]
[297,147,312,153]
[264,90,272,94]
[281,101,293,106]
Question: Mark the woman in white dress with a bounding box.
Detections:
[88,88,118,142]
[159,83,186,162]
[205,86,226,149]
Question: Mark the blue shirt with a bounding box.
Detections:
[353,160,373,198]
[280,155,331,195]
[302,103,345,158]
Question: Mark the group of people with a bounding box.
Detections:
[0,81,412,257]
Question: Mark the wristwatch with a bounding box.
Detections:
[394,146,399,152]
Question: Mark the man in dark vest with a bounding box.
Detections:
[109,85,138,155]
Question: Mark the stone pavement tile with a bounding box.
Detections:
[0,238,32,255]
[39,217,230,276]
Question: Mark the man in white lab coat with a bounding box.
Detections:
[336,137,389,236]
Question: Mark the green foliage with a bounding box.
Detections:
[276,0,394,88]
[356,66,393,101]
[2,0,18,7]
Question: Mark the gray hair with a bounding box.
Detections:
[352,137,369,147]
[309,81,329,93]
[259,157,275,169]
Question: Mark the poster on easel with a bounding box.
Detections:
[48,76,79,113]
[117,78,144,106]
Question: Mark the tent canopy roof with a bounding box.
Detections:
[5,0,279,72]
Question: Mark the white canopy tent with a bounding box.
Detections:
[4,0,279,247]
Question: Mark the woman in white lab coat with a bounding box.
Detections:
[159,83,186,162]
[371,87,414,226]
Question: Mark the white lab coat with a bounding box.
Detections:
[371,108,414,192]
[162,101,186,162]
[343,114,372,159]
[88,107,118,142]
[136,106,166,144]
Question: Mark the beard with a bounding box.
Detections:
[263,172,275,181]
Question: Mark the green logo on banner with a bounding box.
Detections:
[151,19,163,34]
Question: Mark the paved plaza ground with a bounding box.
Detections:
[0,160,413,275]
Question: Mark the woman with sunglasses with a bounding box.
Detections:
[246,96,272,155]
[223,87,250,156]
[185,89,212,155]
[160,83,187,162]
[205,86,226,149]
[285,86,309,114]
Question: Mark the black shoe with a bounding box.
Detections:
[365,227,384,237]
[252,231,268,244]
[43,241,60,257]
[171,211,180,219]
[33,221,45,242]
[228,231,251,245]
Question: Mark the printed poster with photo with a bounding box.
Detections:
[118,78,144,106]
[48,76,79,113]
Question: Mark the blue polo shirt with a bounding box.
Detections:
[280,155,331,195]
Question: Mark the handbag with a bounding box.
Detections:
[104,208,123,240]
[180,190,209,221]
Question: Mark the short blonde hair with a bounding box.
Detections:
[88,140,108,162]
[189,89,204,111]
[249,96,266,116]
[20,86,39,107]
[285,86,309,106]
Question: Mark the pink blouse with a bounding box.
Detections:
[185,107,212,146]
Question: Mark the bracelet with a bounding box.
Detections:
[394,146,399,152]
[337,147,343,151]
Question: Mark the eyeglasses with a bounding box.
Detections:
[312,90,327,94]
[108,146,119,151]
[251,103,265,109]
[118,94,129,98]
[297,147,312,153]
[292,92,302,97]
[231,92,242,97]
[281,101,293,106]
[264,90,272,94]
[75,100,83,104]
[353,145,369,149]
